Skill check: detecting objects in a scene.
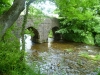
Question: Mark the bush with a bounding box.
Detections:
[0,27,23,74]
[63,33,83,42]
[95,34,100,46]
[82,33,94,45]
[0,26,45,75]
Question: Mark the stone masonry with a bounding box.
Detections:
[16,16,60,43]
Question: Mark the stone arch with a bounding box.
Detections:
[16,16,60,43]
[27,27,39,43]
[48,26,61,42]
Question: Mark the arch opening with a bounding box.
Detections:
[48,27,61,42]
[27,27,39,43]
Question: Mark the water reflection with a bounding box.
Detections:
[48,38,54,43]
[20,34,33,52]
[48,42,51,48]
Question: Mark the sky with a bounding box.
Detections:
[33,0,59,17]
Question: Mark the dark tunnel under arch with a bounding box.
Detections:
[27,27,39,43]
[48,26,61,42]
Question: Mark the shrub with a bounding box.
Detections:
[0,26,45,75]
[95,34,100,46]
[82,32,94,45]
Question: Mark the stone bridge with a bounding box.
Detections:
[16,16,61,43]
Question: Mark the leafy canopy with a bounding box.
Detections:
[54,0,100,45]
[55,0,100,21]
[0,0,13,15]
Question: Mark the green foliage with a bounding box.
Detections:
[54,0,100,45]
[25,29,34,37]
[93,17,100,33]
[63,32,84,42]
[29,6,44,17]
[0,0,13,15]
[95,34,100,46]
[58,18,97,45]
[48,30,53,38]
[82,33,94,45]
[0,27,22,74]
[55,0,99,21]
[28,6,45,28]
[0,26,43,75]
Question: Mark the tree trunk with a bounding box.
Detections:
[21,3,29,51]
[0,0,25,41]
[21,0,36,50]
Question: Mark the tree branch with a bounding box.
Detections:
[0,0,25,40]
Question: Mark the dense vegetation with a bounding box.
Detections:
[0,0,100,75]
[54,0,100,46]
[0,0,44,75]
[0,0,13,15]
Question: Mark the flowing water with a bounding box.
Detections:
[25,35,100,75]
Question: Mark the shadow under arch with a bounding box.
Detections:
[27,27,39,43]
[48,26,61,42]
[52,27,61,41]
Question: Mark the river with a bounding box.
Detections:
[25,35,100,75]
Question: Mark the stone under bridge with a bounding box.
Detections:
[15,16,61,43]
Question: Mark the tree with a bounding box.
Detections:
[54,0,100,45]
[0,0,13,15]
[0,0,47,41]
[21,0,36,51]
[0,0,45,74]
[0,0,48,74]
[55,0,100,21]
[0,0,25,41]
